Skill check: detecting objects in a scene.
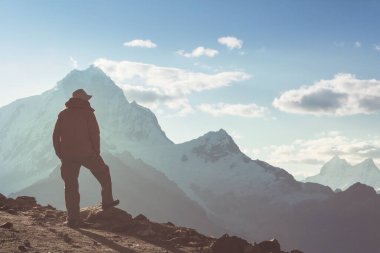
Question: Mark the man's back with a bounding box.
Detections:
[53,98,100,160]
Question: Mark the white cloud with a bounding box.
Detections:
[121,85,174,104]
[273,73,380,116]
[197,103,267,118]
[94,58,250,115]
[218,36,243,49]
[177,47,219,58]
[375,45,380,52]
[122,84,195,116]
[69,56,78,68]
[355,41,362,48]
[123,39,157,48]
[254,131,380,176]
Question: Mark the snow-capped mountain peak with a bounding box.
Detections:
[189,129,242,163]
[194,129,240,152]
[319,155,350,175]
[305,156,380,191]
[56,66,127,104]
[356,158,376,168]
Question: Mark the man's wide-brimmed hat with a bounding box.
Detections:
[72,89,92,100]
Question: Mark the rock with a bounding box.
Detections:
[2,196,37,211]
[80,205,132,231]
[18,245,27,252]
[134,214,149,222]
[63,233,73,244]
[255,239,281,253]
[16,196,37,206]
[44,212,56,219]
[45,204,56,210]
[24,240,31,247]
[167,236,185,244]
[165,221,175,227]
[211,234,250,253]
[6,209,18,215]
[0,222,13,229]
[243,245,256,253]
[291,250,304,253]
[81,205,132,223]
[0,193,6,205]
[137,227,156,237]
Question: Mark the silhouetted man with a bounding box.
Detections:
[53,89,119,228]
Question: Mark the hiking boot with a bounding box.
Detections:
[65,219,79,228]
[101,199,120,210]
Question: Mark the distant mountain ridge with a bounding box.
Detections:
[304,156,380,191]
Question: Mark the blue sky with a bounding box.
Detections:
[1,0,380,178]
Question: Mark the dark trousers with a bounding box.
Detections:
[60,155,114,221]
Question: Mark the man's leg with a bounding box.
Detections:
[82,155,116,206]
[60,159,81,223]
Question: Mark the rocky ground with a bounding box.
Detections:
[0,193,303,253]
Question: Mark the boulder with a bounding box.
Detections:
[15,196,37,206]
[0,222,13,229]
[0,193,6,205]
[80,206,132,225]
[255,239,281,253]
[134,214,149,222]
[1,196,37,210]
[211,234,250,253]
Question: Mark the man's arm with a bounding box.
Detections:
[88,111,101,155]
[53,115,62,159]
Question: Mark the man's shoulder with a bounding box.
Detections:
[58,109,66,117]
[57,107,95,121]
[58,108,70,116]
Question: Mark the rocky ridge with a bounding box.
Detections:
[0,193,302,253]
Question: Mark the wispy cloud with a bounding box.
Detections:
[198,103,267,118]
[94,58,250,115]
[177,47,219,58]
[69,56,78,68]
[254,131,380,173]
[273,73,380,116]
[355,41,362,48]
[218,36,243,49]
[333,41,345,47]
[123,39,157,48]
[375,45,380,52]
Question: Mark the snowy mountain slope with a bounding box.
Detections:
[125,129,330,211]
[0,90,64,193]
[304,156,380,190]
[0,66,171,194]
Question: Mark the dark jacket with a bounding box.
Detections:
[53,98,100,159]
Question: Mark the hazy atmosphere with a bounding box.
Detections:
[2,1,380,178]
[2,1,380,253]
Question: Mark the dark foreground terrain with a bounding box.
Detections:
[0,193,302,253]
